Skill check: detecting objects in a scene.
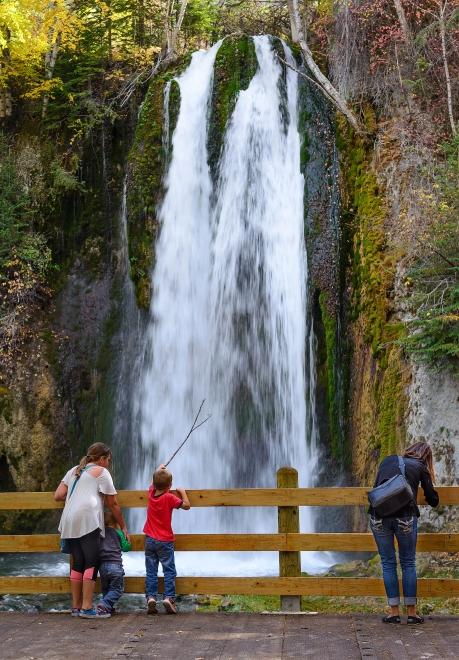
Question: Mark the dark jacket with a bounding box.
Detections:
[370,454,439,518]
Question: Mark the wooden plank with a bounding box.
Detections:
[1,533,459,553]
[1,486,458,510]
[176,534,288,551]
[1,576,458,597]
[0,535,61,552]
[277,468,301,576]
[277,467,301,610]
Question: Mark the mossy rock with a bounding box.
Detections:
[207,35,258,179]
[337,110,409,464]
[374,346,407,457]
[127,76,166,309]
[127,58,187,310]
[318,291,345,463]
[337,111,398,356]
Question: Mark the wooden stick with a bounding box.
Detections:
[164,399,211,467]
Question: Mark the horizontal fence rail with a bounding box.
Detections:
[1,486,459,509]
[1,479,458,601]
[1,532,459,553]
[1,576,458,597]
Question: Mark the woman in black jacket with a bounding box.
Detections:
[369,441,439,624]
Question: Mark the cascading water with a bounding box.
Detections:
[130,36,329,575]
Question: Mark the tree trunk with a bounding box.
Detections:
[168,0,189,58]
[393,0,412,46]
[42,0,74,118]
[42,29,62,119]
[289,0,364,134]
[286,0,299,42]
[439,1,457,136]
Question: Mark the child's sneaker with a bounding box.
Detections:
[163,597,177,614]
[79,608,98,618]
[147,597,158,615]
[96,604,111,618]
[71,608,80,617]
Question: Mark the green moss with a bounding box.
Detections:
[374,347,407,458]
[318,291,342,462]
[338,111,408,461]
[127,76,165,309]
[207,36,257,177]
[127,57,189,309]
[338,112,401,356]
[168,80,181,156]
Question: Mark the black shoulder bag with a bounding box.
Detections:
[367,456,414,517]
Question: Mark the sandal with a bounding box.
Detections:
[382,615,401,623]
[407,615,424,624]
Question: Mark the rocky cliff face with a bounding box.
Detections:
[408,365,459,528]
[0,117,135,530]
[342,111,458,508]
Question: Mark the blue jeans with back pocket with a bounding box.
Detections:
[145,536,177,600]
[98,561,124,611]
[370,515,418,606]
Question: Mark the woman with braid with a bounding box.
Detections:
[54,443,130,618]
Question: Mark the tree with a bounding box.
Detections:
[414,0,458,136]
[288,0,364,133]
[0,0,78,112]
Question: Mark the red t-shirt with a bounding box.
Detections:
[143,487,183,542]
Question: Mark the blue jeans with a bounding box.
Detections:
[370,515,418,606]
[145,536,176,600]
[99,562,124,611]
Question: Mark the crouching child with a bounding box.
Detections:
[144,465,191,614]
[97,510,131,617]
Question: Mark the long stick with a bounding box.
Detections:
[164,399,211,467]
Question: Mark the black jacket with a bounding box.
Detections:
[370,454,439,518]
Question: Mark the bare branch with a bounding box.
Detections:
[164,399,212,467]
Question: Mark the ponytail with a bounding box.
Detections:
[75,442,112,477]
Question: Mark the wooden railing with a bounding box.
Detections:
[1,468,459,603]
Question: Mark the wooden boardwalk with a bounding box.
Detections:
[1,612,459,659]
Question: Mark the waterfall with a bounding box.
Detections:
[130,36,327,575]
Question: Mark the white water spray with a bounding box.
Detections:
[132,36,327,575]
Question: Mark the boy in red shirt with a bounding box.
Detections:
[143,465,190,614]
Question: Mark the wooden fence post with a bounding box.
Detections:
[277,466,301,612]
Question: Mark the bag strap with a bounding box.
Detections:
[68,464,93,499]
[397,455,406,477]
[398,455,415,502]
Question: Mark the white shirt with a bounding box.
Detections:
[58,465,117,539]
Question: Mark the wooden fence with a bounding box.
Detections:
[1,467,459,602]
